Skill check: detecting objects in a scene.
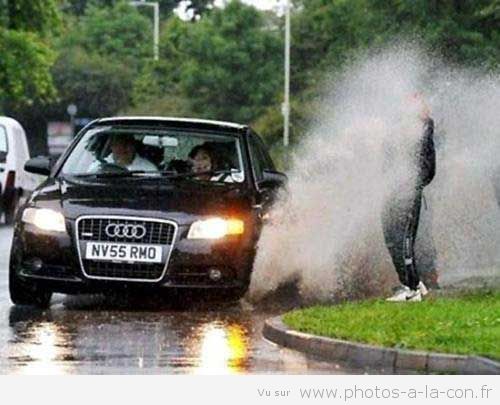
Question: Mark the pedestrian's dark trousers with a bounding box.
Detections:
[382,189,422,290]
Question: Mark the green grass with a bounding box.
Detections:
[283,290,500,360]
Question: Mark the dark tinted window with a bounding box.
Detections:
[249,133,275,182]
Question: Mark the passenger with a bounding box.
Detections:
[189,144,233,182]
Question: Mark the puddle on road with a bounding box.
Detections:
[1,292,298,375]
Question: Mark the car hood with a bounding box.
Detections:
[29,177,252,225]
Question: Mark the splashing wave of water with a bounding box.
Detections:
[248,43,500,303]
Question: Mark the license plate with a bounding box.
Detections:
[85,242,163,263]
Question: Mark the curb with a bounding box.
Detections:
[263,316,500,374]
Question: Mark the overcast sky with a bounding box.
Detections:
[214,0,287,11]
[238,0,285,10]
[176,0,286,20]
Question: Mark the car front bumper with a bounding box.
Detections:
[11,219,256,295]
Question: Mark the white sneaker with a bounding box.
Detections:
[418,281,429,296]
[386,286,422,302]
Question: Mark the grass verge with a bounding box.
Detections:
[283,290,500,360]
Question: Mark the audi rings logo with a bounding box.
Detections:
[105,223,147,239]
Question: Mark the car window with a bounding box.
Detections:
[60,126,245,183]
[0,126,8,153]
[249,133,274,182]
[254,133,276,171]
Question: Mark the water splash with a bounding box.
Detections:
[248,43,500,303]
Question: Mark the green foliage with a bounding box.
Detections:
[5,0,61,36]
[133,1,283,124]
[0,29,57,110]
[0,1,7,27]
[255,0,500,146]
[61,0,213,18]
[291,0,500,91]
[60,2,153,67]
[4,0,500,146]
[0,0,61,111]
[52,47,134,117]
[48,1,157,118]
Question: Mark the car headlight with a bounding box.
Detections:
[22,208,66,233]
[187,217,244,239]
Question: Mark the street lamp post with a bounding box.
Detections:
[130,0,160,61]
[283,0,291,147]
[67,103,77,137]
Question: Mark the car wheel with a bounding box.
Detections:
[9,262,52,308]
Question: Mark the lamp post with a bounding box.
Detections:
[130,0,160,61]
[67,103,77,137]
[283,0,291,147]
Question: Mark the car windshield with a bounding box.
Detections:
[60,126,245,183]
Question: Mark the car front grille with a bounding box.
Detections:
[78,217,175,245]
[76,216,177,281]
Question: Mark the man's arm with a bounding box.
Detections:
[419,118,436,187]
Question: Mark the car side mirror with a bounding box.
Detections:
[0,151,6,163]
[24,156,53,176]
[258,169,288,189]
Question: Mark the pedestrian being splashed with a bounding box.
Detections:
[382,92,436,302]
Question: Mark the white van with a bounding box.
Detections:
[0,117,39,224]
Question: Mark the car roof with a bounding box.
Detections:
[94,116,248,133]
[0,116,24,132]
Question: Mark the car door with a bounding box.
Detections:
[0,124,8,194]
[247,132,281,220]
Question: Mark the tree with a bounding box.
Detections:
[60,2,153,67]
[133,1,283,124]
[51,48,135,117]
[0,29,56,110]
[0,0,60,111]
[258,0,500,148]
[6,0,61,36]
[62,0,214,18]
[46,2,155,120]
[291,0,500,90]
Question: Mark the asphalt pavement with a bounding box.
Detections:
[0,225,360,374]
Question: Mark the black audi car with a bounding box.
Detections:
[9,117,286,307]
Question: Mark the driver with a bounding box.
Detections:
[90,135,157,172]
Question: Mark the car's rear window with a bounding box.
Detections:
[60,126,245,183]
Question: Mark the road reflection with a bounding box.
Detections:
[194,322,248,374]
[5,297,255,374]
[8,308,75,374]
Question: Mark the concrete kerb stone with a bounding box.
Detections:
[394,349,428,372]
[263,316,500,374]
[466,357,500,374]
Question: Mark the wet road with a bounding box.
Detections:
[0,225,360,374]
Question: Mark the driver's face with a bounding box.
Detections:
[111,138,136,165]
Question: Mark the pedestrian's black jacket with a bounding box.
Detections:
[382,117,436,194]
[417,118,436,188]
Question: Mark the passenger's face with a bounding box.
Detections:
[111,138,135,164]
[192,150,212,174]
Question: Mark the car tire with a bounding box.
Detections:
[9,261,52,308]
